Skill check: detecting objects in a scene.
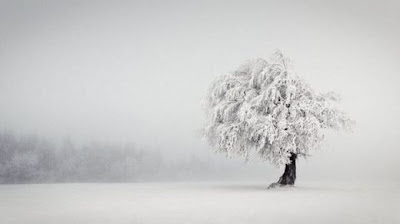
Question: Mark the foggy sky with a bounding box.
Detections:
[1,0,399,181]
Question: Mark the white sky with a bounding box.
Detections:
[1,0,399,181]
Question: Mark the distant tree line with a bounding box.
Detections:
[0,131,216,184]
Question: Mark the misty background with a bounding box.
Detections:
[0,0,399,183]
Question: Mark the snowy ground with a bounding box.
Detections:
[0,181,399,224]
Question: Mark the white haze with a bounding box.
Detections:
[0,0,399,182]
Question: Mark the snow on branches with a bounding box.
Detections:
[204,51,353,166]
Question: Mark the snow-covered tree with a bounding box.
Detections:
[203,51,353,188]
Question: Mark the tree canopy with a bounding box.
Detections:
[204,51,353,166]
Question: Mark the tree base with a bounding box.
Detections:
[267,182,295,189]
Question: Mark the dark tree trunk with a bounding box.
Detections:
[268,153,297,189]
